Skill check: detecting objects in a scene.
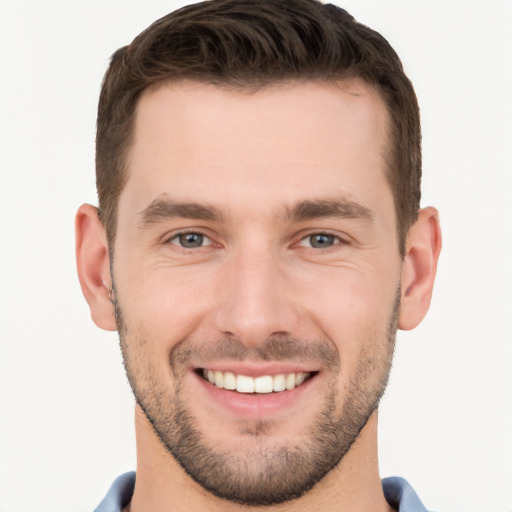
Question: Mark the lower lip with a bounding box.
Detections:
[194,372,316,418]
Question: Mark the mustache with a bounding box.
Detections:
[170,335,339,370]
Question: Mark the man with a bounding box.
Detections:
[76,0,441,510]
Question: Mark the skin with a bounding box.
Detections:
[76,80,441,512]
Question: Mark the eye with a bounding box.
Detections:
[299,233,340,249]
[169,232,212,249]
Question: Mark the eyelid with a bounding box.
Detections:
[163,229,215,248]
[296,231,348,248]
[160,228,350,250]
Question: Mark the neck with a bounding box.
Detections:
[128,406,393,512]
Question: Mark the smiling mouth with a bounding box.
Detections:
[199,369,314,394]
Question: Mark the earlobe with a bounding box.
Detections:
[398,207,442,331]
[75,204,117,331]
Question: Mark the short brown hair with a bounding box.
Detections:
[96,0,421,254]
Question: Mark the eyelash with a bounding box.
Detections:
[297,232,345,249]
[165,230,347,251]
[166,231,214,249]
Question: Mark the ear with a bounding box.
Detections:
[398,207,442,330]
[75,204,117,331]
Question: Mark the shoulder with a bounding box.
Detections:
[93,472,136,512]
[93,473,431,512]
[382,476,433,512]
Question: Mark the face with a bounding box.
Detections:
[113,81,402,505]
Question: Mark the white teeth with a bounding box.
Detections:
[223,371,236,390]
[295,373,306,386]
[236,375,255,393]
[202,370,310,394]
[285,373,296,390]
[214,370,224,388]
[254,375,273,394]
[273,374,286,392]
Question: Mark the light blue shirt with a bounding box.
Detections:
[94,472,431,511]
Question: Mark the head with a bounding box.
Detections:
[96,0,421,255]
[77,0,441,507]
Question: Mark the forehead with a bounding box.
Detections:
[120,80,391,221]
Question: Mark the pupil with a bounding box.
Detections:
[180,233,203,248]
[311,234,334,248]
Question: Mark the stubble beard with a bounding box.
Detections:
[114,289,399,506]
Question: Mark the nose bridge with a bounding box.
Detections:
[214,242,297,345]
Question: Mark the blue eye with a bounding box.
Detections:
[301,233,339,248]
[170,232,211,248]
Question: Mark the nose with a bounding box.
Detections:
[213,245,299,347]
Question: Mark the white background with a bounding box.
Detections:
[0,1,511,511]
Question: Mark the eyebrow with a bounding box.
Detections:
[138,198,224,225]
[283,198,374,223]
[137,196,373,227]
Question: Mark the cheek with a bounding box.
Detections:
[292,263,399,361]
[115,264,217,349]
[114,245,401,369]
